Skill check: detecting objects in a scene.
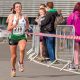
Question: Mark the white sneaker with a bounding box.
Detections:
[18,61,24,72]
[68,64,76,71]
[11,69,16,77]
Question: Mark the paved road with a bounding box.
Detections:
[0,41,80,80]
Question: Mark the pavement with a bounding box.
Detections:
[0,40,80,80]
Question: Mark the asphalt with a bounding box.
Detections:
[0,40,80,80]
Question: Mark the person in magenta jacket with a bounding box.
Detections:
[67,2,80,68]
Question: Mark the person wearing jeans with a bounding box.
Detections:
[44,32,55,61]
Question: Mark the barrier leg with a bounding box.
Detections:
[28,52,35,59]
[30,54,38,61]
[26,48,33,55]
[60,61,70,71]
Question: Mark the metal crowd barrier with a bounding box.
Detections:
[56,25,75,62]
[27,25,40,60]
[49,25,75,70]
[27,24,80,74]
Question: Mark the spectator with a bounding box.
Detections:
[46,2,57,12]
[67,2,80,69]
[40,2,57,61]
[35,8,46,61]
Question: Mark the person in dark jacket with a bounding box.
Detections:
[40,4,57,62]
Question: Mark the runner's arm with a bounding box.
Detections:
[7,15,19,31]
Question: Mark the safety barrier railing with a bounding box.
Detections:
[49,25,75,70]
[27,25,40,60]
[27,25,80,74]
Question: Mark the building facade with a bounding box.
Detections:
[0,0,79,25]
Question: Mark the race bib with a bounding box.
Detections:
[13,24,25,35]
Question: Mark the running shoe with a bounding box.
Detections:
[11,69,16,77]
[18,61,24,72]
